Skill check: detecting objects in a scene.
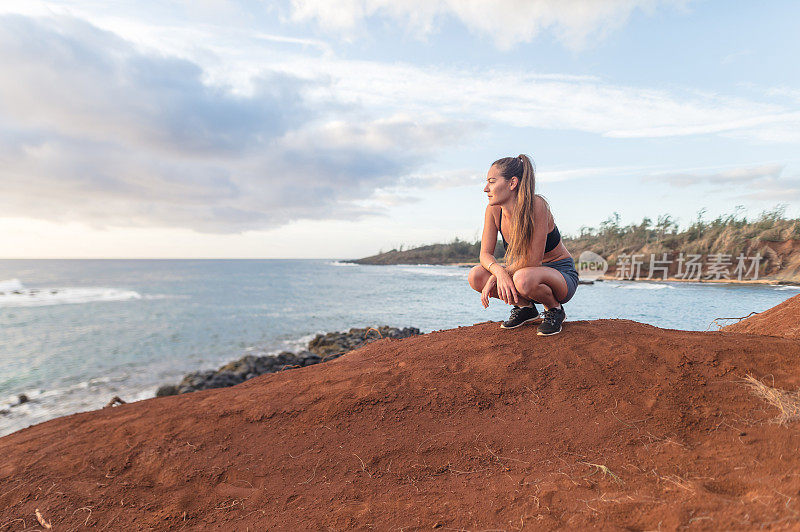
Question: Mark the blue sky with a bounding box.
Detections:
[0,1,798,258]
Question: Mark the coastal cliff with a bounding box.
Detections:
[350,238,496,266]
[2,295,800,529]
[351,210,800,283]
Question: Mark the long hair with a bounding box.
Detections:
[492,154,546,271]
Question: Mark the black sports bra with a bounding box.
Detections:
[499,214,561,254]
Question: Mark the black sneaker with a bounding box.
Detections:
[537,306,565,335]
[500,304,540,329]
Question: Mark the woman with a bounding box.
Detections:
[467,154,578,335]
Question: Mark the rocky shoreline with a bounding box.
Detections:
[155,325,421,397]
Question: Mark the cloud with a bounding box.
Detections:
[2,9,798,238]
[7,6,796,146]
[642,163,800,205]
[253,31,333,56]
[0,14,473,232]
[721,49,753,65]
[643,163,785,187]
[0,16,310,155]
[735,177,800,202]
[265,57,799,144]
[352,192,421,209]
[395,164,643,191]
[400,169,481,190]
[357,164,654,212]
[290,0,691,50]
[765,87,800,102]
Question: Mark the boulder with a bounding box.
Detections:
[156,325,421,396]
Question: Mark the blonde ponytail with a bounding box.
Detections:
[491,153,542,272]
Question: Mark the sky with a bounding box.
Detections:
[0,0,798,258]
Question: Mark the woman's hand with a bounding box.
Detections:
[481,275,496,308]
[494,267,520,306]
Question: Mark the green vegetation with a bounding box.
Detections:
[569,204,800,261]
[352,205,800,279]
[350,237,502,265]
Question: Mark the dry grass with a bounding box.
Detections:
[744,375,800,424]
[35,509,52,529]
[706,312,759,331]
[580,462,623,485]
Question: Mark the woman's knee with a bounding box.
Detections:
[533,282,555,299]
[468,265,487,291]
[512,269,539,296]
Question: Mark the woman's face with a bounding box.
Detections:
[484,165,517,206]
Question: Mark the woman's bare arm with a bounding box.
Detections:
[479,206,500,274]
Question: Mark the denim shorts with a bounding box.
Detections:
[543,257,579,304]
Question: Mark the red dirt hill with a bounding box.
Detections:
[3,317,800,530]
[723,293,800,339]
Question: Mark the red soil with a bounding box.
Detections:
[723,293,800,339]
[3,315,800,530]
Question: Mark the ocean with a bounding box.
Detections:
[1,259,798,437]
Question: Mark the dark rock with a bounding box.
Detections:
[206,371,244,389]
[219,355,258,377]
[254,356,277,374]
[17,394,29,405]
[157,325,421,396]
[298,350,323,367]
[155,385,179,397]
[307,326,420,358]
[276,352,298,365]
[177,370,216,393]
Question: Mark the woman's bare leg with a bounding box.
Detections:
[511,267,568,310]
[467,265,533,306]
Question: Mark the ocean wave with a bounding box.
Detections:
[241,332,319,356]
[773,285,800,291]
[603,282,675,290]
[1,380,158,438]
[276,333,319,353]
[328,261,357,267]
[398,267,468,278]
[0,278,24,292]
[0,279,142,308]
[1,376,119,410]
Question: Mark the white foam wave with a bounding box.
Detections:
[142,294,189,300]
[0,278,24,291]
[1,379,158,438]
[328,261,357,267]
[773,285,800,290]
[399,267,468,278]
[242,332,317,356]
[604,282,675,290]
[2,376,117,409]
[280,332,318,352]
[0,284,142,308]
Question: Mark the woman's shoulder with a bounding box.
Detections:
[484,204,502,228]
[534,194,554,226]
[484,204,502,215]
[533,194,552,213]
